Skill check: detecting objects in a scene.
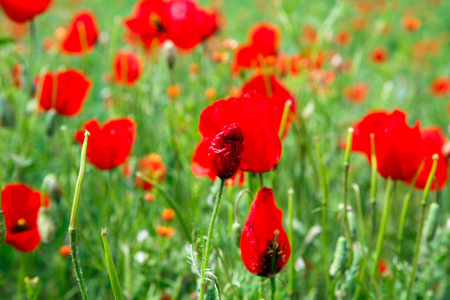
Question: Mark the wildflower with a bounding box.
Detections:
[144,192,155,203]
[208,123,244,179]
[0,0,51,23]
[1,184,43,252]
[60,10,100,55]
[36,69,92,117]
[161,208,175,222]
[156,226,175,238]
[370,47,388,64]
[59,245,71,258]
[402,16,421,32]
[240,187,291,277]
[167,85,181,99]
[344,83,368,104]
[430,76,450,97]
[113,50,142,86]
[74,118,137,170]
[134,153,168,190]
[205,88,216,101]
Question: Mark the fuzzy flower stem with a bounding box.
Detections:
[199,179,225,300]
[406,154,439,299]
[287,188,295,298]
[369,133,378,241]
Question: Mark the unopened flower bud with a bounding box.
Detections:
[44,174,62,202]
[0,96,15,128]
[329,236,348,277]
[208,123,244,180]
[231,222,242,247]
[424,202,440,242]
[37,210,56,243]
[162,41,177,70]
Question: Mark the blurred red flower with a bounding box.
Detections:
[232,22,280,73]
[344,83,368,104]
[370,47,388,64]
[0,0,51,23]
[208,123,244,179]
[74,118,137,170]
[402,16,421,32]
[349,109,422,181]
[240,187,290,277]
[335,30,352,47]
[36,69,92,117]
[407,127,448,191]
[430,76,450,97]
[191,92,281,179]
[113,50,142,86]
[124,0,217,50]
[134,153,168,190]
[60,10,99,55]
[1,184,46,252]
[242,74,296,136]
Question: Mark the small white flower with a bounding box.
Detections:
[137,230,149,243]
[134,251,148,264]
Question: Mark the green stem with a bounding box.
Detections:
[369,133,378,242]
[314,137,330,295]
[287,189,295,298]
[270,277,276,300]
[136,172,192,243]
[69,131,90,229]
[343,128,354,267]
[70,228,88,300]
[278,100,292,138]
[372,177,393,275]
[199,179,225,300]
[260,279,265,299]
[234,189,253,223]
[406,154,439,299]
[101,229,124,300]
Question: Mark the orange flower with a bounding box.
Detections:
[59,245,71,258]
[402,16,421,32]
[135,153,168,190]
[156,226,174,238]
[161,208,175,222]
[205,88,217,101]
[144,192,155,203]
[167,85,181,99]
[378,258,389,276]
[189,63,200,74]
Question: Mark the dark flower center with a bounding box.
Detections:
[12,218,30,233]
[149,13,164,32]
[253,231,288,277]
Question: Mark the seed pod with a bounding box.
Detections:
[37,210,56,244]
[424,202,440,242]
[329,236,348,277]
[0,211,6,245]
[231,222,242,247]
[347,210,357,241]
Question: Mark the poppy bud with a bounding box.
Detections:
[329,236,348,277]
[162,41,177,70]
[424,202,440,242]
[37,210,56,244]
[44,174,62,203]
[208,123,244,180]
[44,109,57,136]
[231,222,242,247]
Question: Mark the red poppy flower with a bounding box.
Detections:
[191,91,281,178]
[343,83,368,104]
[74,118,137,170]
[0,0,51,23]
[1,184,44,252]
[378,258,389,276]
[113,50,142,86]
[349,109,422,181]
[241,74,296,136]
[163,0,218,50]
[430,76,450,97]
[240,187,291,277]
[208,123,244,179]
[36,69,92,117]
[60,10,100,55]
[124,0,168,48]
[232,22,280,73]
[335,30,352,47]
[124,0,217,50]
[407,127,448,190]
[370,47,388,64]
[134,153,168,190]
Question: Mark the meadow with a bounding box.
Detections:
[0,0,449,299]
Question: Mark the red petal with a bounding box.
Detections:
[60,10,100,54]
[0,0,51,23]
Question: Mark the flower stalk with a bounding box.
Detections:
[101,229,124,300]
